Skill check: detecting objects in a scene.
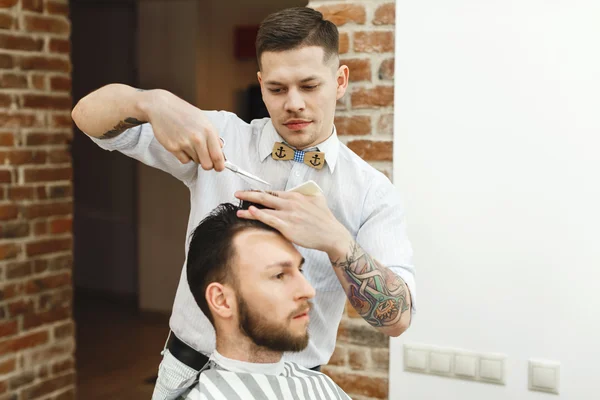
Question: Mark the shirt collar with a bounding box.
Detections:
[258,119,339,173]
[210,350,286,376]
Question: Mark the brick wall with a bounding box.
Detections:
[0,0,75,399]
[308,1,396,399]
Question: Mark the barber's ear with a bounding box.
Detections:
[336,65,349,100]
[206,283,235,320]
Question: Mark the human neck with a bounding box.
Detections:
[216,332,283,364]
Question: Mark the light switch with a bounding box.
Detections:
[403,344,429,372]
[454,353,477,379]
[479,355,505,384]
[430,351,453,375]
[529,359,560,394]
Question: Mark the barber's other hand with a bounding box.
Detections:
[234,190,352,256]
[142,90,225,170]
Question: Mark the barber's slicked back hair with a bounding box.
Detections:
[256,7,339,69]
[186,202,278,325]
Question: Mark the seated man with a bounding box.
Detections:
[179,202,351,400]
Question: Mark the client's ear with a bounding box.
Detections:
[206,283,235,320]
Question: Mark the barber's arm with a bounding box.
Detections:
[234,190,412,337]
[71,83,225,170]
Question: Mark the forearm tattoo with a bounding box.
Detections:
[331,242,410,328]
[99,117,147,140]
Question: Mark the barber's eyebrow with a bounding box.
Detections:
[266,258,306,269]
[264,77,320,85]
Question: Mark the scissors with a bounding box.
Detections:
[219,137,270,186]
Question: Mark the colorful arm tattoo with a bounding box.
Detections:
[331,242,410,328]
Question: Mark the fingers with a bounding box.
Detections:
[237,206,285,231]
[235,190,287,209]
[173,150,192,164]
[207,130,225,172]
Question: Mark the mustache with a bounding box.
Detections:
[289,301,313,319]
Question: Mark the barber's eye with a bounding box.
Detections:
[299,268,305,274]
[275,273,285,280]
[303,85,318,90]
[268,88,282,94]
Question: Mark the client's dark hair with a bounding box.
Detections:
[187,202,277,325]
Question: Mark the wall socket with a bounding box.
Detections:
[403,343,507,385]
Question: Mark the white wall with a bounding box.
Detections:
[391,1,600,399]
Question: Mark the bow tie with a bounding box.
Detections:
[271,142,325,170]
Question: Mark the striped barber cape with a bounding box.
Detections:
[181,362,352,400]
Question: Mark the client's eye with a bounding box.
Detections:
[275,273,285,280]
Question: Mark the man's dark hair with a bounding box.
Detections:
[256,7,339,69]
[187,202,277,325]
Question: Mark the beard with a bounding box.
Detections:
[237,295,310,353]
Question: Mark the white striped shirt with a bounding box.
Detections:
[182,362,351,400]
[89,111,416,368]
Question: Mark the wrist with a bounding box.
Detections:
[136,88,167,123]
[325,227,354,262]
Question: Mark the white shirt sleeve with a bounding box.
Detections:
[86,110,231,186]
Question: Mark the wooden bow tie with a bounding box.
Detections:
[271,142,325,170]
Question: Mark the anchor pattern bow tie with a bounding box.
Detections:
[271,142,325,170]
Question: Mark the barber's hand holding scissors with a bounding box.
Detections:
[234,190,353,256]
[144,90,225,170]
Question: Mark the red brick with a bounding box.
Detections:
[372,348,390,371]
[20,56,70,72]
[0,170,11,183]
[39,288,72,310]
[347,140,393,161]
[0,53,14,68]
[0,203,18,220]
[0,320,17,338]
[327,345,347,367]
[24,167,72,183]
[7,299,34,317]
[322,367,388,399]
[53,321,73,339]
[31,74,45,90]
[1,73,27,88]
[334,115,371,136]
[34,220,47,235]
[0,381,7,394]
[48,185,71,199]
[37,365,48,379]
[50,218,71,234]
[6,261,32,279]
[22,0,43,12]
[37,185,46,199]
[0,132,13,146]
[354,31,394,53]
[34,259,48,273]
[0,112,42,128]
[351,86,394,108]
[0,0,18,8]
[26,237,72,257]
[24,132,70,145]
[54,388,75,400]
[8,186,34,201]
[373,3,395,25]
[23,306,71,330]
[52,358,74,375]
[0,221,29,239]
[339,32,349,54]
[0,92,11,107]
[48,149,71,163]
[9,371,35,390]
[348,346,369,370]
[0,150,46,165]
[0,13,13,29]
[25,272,71,294]
[22,94,72,110]
[22,201,72,218]
[48,254,72,272]
[23,15,69,34]
[0,283,21,301]
[341,58,371,82]
[337,320,389,348]
[50,76,71,92]
[27,340,73,366]
[20,372,74,399]
[314,4,366,26]
[377,114,393,135]
[0,358,16,374]
[0,33,44,51]
[49,38,70,54]
[379,58,394,80]
[46,1,68,16]
[50,114,72,128]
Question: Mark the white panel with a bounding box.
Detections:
[430,351,453,375]
[404,344,429,372]
[454,353,478,379]
[529,360,560,394]
[479,355,506,384]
